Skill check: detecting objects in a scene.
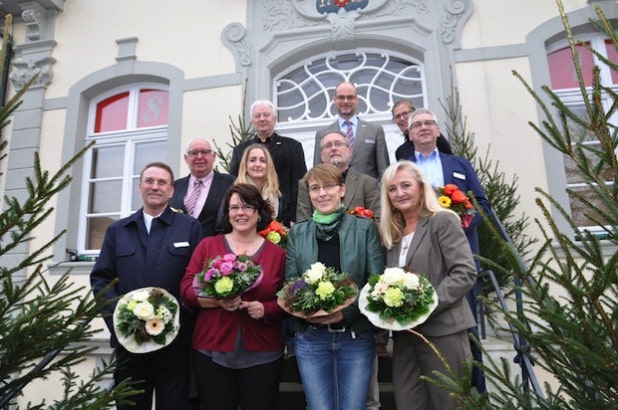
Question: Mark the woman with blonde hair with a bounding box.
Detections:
[235,143,287,224]
[379,160,477,410]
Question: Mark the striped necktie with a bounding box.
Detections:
[184,178,203,217]
[344,120,355,147]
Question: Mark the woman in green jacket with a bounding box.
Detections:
[285,163,385,410]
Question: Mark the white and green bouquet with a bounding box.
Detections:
[277,262,358,319]
[113,287,180,353]
[360,267,438,331]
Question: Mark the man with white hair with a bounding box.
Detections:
[230,100,307,225]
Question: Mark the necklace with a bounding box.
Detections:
[401,232,414,255]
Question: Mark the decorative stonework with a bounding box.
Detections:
[9,56,56,89]
[440,0,469,44]
[222,23,252,67]
[263,1,316,31]
[22,6,46,42]
[325,8,360,41]
[361,0,428,18]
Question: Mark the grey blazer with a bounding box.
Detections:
[386,212,477,337]
[313,118,390,180]
[296,168,381,221]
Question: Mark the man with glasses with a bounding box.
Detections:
[230,100,307,225]
[392,99,452,161]
[297,130,380,221]
[408,107,489,394]
[170,137,235,237]
[313,81,390,180]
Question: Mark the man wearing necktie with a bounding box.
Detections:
[313,81,390,180]
[170,138,235,237]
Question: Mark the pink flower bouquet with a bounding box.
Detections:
[192,253,263,299]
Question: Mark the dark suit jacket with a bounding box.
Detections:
[395,134,453,161]
[386,212,476,337]
[90,206,203,346]
[313,118,390,180]
[411,153,490,266]
[170,171,235,238]
[229,133,307,226]
[295,168,380,221]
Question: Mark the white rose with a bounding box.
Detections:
[133,301,155,320]
[403,273,420,290]
[381,267,406,286]
[304,262,326,284]
[131,290,150,302]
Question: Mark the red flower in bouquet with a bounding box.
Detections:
[347,206,377,221]
[437,184,475,228]
[258,220,289,248]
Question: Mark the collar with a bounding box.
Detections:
[338,116,358,127]
[414,148,439,161]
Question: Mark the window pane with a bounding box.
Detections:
[95,92,129,133]
[547,44,594,89]
[137,89,169,128]
[133,140,168,175]
[90,145,125,178]
[568,186,612,228]
[132,177,142,210]
[89,180,123,213]
[86,216,119,250]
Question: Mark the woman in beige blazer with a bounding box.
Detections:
[379,161,477,410]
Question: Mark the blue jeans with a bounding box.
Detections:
[295,327,374,410]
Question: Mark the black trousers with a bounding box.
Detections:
[114,338,191,410]
[192,350,282,410]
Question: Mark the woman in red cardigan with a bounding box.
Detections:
[181,183,286,410]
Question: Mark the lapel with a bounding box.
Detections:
[343,169,359,208]
[440,152,454,184]
[405,216,430,267]
[200,172,221,217]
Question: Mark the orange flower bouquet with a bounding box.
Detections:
[436,184,475,228]
[259,220,289,248]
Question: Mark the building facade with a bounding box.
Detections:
[1,0,616,404]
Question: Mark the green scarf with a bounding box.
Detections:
[313,207,346,242]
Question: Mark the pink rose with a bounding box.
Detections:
[204,268,217,281]
[223,253,237,262]
[220,262,234,276]
[236,262,247,272]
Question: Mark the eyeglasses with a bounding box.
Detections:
[335,95,357,101]
[393,111,412,120]
[321,141,348,150]
[308,183,340,194]
[187,149,214,157]
[410,120,437,129]
[229,204,257,213]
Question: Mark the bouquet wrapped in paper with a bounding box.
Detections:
[436,184,475,228]
[359,267,438,331]
[192,253,263,299]
[113,287,180,353]
[277,262,358,319]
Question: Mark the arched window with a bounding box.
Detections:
[78,84,169,253]
[275,51,425,121]
[546,35,617,234]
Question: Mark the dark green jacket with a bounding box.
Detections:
[285,213,385,334]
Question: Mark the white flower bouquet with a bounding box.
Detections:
[359,267,438,331]
[113,287,180,353]
[277,262,358,319]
